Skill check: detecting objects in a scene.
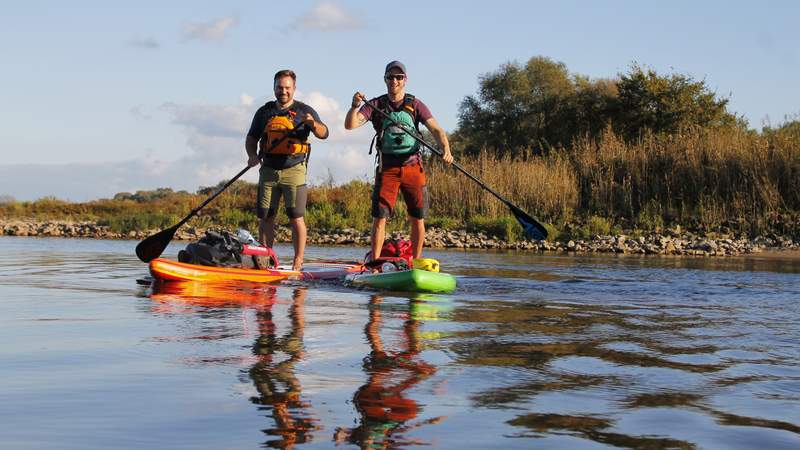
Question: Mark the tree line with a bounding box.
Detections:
[452,56,750,156]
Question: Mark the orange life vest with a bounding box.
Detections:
[260,110,310,155]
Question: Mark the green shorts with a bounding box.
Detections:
[257,163,308,219]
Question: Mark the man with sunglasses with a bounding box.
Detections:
[345,61,453,262]
[246,69,329,271]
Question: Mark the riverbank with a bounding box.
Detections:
[3,219,799,256]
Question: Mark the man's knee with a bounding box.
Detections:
[258,207,278,219]
[407,207,427,219]
[286,207,305,219]
[286,184,307,219]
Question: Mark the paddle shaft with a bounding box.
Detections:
[174,165,250,230]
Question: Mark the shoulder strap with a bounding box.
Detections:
[264,102,298,121]
[402,94,415,112]
[402,94,419,130]
[376,95,389,111]
[371,95,388,133]
[262,102,277,121]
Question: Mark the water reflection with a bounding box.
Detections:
[142,261,800,449]
[149,279,278,309]
[334,295,447,449]
[149,282,319,448]
[148,283,451,449]
[508,412,698,448]
[249,288,319,448]
[446,297,800,447]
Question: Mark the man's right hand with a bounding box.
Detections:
[247,154,260,167]
[351,92,365,109]
[345,92,368,130]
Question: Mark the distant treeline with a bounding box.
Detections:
[2,56,799,241]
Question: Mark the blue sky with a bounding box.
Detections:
[1,0,798,201]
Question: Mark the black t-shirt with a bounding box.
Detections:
[247,100,322,170]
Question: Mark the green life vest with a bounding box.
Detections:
[374,94,420,155]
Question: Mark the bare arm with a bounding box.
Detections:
[422,117,453,164]
[245,135,260,167]
[344,91,369,130]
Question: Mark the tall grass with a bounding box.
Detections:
[426,125,799,237]
[570,126,800,235]
[426,150,578,223]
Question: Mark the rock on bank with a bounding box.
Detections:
[2,219,798,256]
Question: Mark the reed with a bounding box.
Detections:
[570,126,800,234]
[426,150,578,224]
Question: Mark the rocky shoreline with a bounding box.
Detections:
[2,219,798,256]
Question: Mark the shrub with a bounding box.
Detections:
[218,208,258,230]
[466,215,523,242]
[99,212,179,234]
[306,202,347,231]
[426,216,460,230]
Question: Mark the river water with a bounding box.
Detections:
[1,236,799,449]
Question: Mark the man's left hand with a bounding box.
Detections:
[442,150,454,164]
[302,113,316,130]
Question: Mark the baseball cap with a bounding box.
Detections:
[384,60,406,75]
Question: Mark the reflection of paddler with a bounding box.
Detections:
[334,294,445,449]
[249,288,318,448]
[148,283,315,447]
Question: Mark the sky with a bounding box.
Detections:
[1,0,798,202]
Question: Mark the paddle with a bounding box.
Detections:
[363,98,548,240]
[135,125,310,262]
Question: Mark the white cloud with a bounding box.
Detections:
[0,91,376,202]
[182,16,239,41]
[160,101,250,138]
[129,37,159,49]
[296,90,375,184]
[130,105,153,121]
[240,93,254,106]
[294,2,364,31]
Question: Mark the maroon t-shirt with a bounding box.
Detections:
[359,94,433,166]
[359,94,433,129]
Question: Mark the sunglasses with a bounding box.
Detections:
[384,74,406,81]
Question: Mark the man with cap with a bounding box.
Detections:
[345,61,453,262]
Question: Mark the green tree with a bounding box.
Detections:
[456,56,578,156]
[570,76,619,139]
[615,64,740,139]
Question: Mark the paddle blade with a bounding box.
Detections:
[135,225,178,262]
[509,204,548,241]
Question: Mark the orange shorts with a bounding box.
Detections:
[371,162,428,219]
